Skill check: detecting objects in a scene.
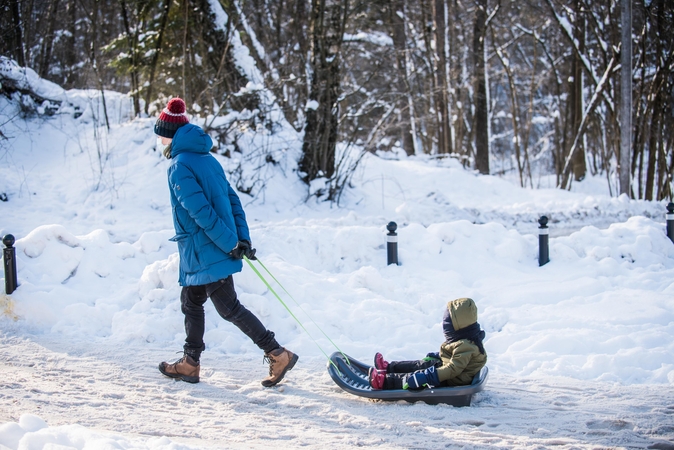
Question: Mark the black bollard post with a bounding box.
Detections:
[667,202,674,242]
[3,234,17,295]
[386,222,398,265]
[538,216,550,267]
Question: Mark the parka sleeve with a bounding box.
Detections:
[168,163,239,253]
[435,341,474,383]
[227,184,251,242]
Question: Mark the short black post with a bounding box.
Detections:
[538,216,550,267]
[3,234,17,295]
[386,222,398,265]
[667,202,674,242]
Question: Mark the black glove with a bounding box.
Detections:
[243,243,257,260]
[229,240,257,260]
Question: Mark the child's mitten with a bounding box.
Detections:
[404,366,440,390]
[424,352,441,361]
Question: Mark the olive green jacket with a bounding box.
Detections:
[436,298,488,385]
[437,339,487,385]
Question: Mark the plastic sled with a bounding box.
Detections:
[326,352,488,406]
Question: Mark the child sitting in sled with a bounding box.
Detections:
[369,297,487,390]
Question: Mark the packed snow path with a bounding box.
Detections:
[1,334,672,449]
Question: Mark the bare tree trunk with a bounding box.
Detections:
[182,0,189,100]
[389,0,416,156]
[521,41,537,188]
[560,0,586,189]
[619,0,632,196]
[89,0,110,129]
[637,132,645,198]
[38,0,60,78]
[570,0,586,183]
[9,0,26,67]
[656,47,673,200]
[434,0,452,154]
[119,0,141,117]
[276,0,285,48]
[473,0,489,174]
[295,0,309,64]
[420,0,437,154]
[299,0,347,188]
[632,19,649,199]
[646,0,667,201]
[558,53,619,187]
[21,0,35,65]
[450,0,465,160]
[295,0,309,127]
[145,0,172,115]
[63,1,78,87]
[645,75,663,201]
[658,126,673,200]
[493,45,523,187]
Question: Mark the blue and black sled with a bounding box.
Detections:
[327,352,488,407]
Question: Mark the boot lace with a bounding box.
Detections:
[172,351,185,365]
[263,354,276,376]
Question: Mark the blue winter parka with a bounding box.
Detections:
[167,123,250,286]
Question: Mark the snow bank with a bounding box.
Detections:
[0,57,66,101]
[8,225,174,337]
[347,152,666,236]
[6,213,673,384]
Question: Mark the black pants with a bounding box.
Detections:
[181,276,280,359]
[383,359,440,390]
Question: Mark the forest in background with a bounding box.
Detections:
[1,0,672,201]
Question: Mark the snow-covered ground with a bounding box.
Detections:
[1,73,673,449]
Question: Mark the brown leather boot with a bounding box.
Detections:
[158,354,200,383]
[261,347,298,387]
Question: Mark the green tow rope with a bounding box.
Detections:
[254,258,351,365]
[243,256,350,372]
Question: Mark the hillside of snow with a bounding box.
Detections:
[1,74,673,449]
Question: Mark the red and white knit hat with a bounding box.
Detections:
[154,98,189,138]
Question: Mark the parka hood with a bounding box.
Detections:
[170,123,213,158]
[444,297,478,333]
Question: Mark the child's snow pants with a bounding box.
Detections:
[383,359,441,390]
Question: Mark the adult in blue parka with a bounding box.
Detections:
[155,98,298,387]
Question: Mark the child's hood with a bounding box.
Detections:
[445,297,478,331]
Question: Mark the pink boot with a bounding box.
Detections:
[369,367,386,390]
[373,352,389,372]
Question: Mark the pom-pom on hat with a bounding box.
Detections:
[154,98,189,139]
